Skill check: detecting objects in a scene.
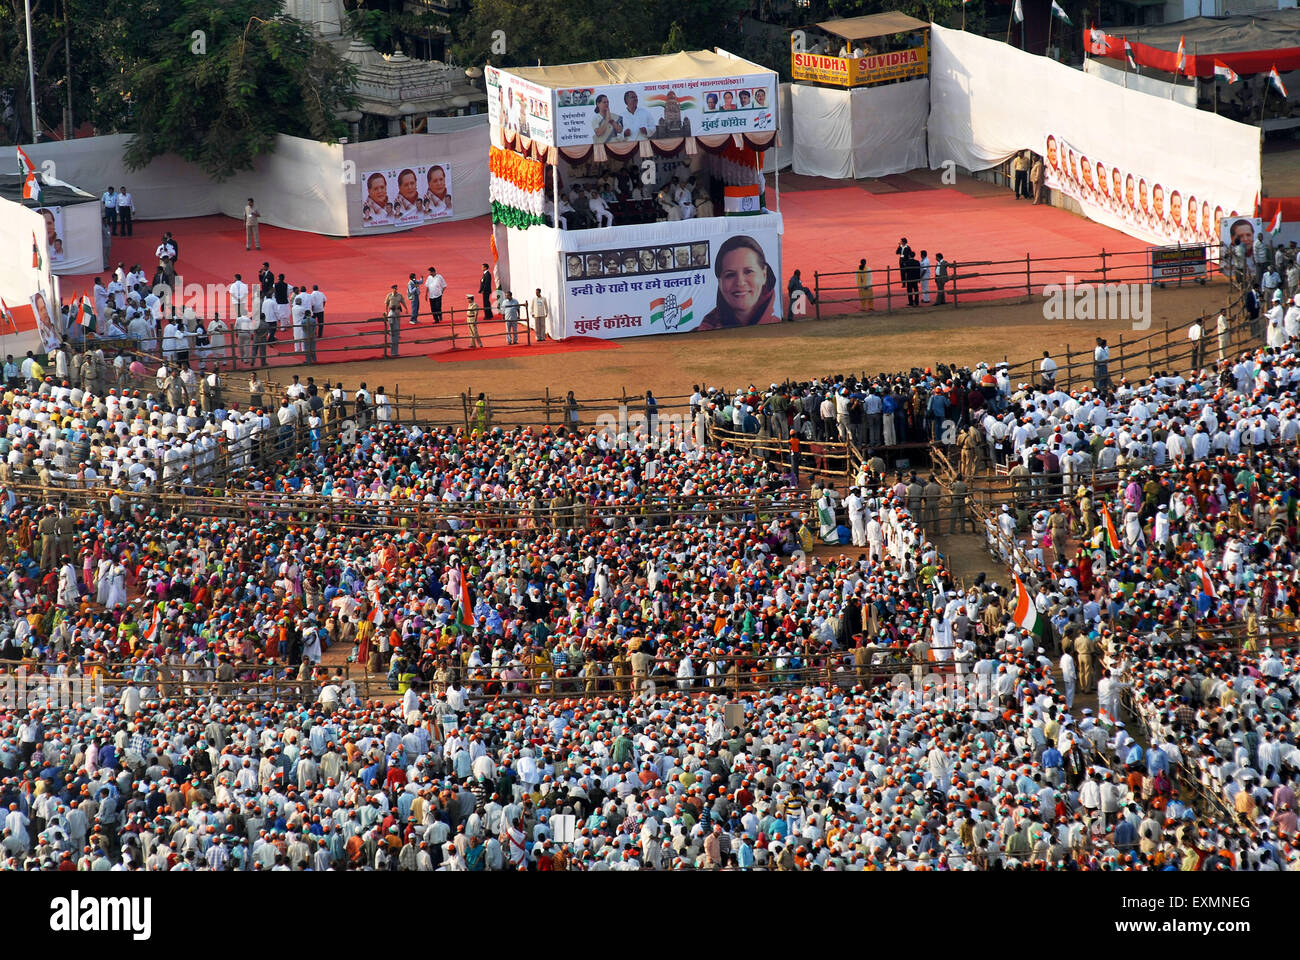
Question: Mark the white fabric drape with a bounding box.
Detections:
[849,79,929,180]
[791,85,853,179]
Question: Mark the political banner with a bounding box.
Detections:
[1220,216,1262,251]
[34,206,65,262]
[1150,245,1207,282]
[487,67,556,145]
[1043,132,1238,248]
[791,46,928,87]
[560,224,782,340]
[552,75,777,148]
[359,164,454,229]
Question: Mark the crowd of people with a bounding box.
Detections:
[1,275,1298,871]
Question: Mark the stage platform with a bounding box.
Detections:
[65,168,1137,359]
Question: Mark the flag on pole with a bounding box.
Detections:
[1050,1,1072,25]
[1269,209,1283,236]
[1195,560,1218,599]
[1213,60,1239,84]
[1103,506,1122,554]
[1176,35,1186,73]
[16,144,36,178]
[142,604,161,646]
[457,576,476,630]
[1013,574,1044,638]
[1089,27,1106,48]
[78,293,96,330]
[22,172,43,203]
[1269,66,1288,98]
[32,232,40,269]
[1123,38,1138,71]
[0,298,16,333]
[1013,0,1024,23]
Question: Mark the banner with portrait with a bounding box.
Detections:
[34,206,65,262]
[927,25,1259,248]
[486,67,556,146]
[358,164,454,229]
[553,74,777,148]
[1220,216,1262,251]
[558,216,782,340]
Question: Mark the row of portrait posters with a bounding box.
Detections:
[560,227,782,340]
[359,164,454,228]
[1043,132,1241,249]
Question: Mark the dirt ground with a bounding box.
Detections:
[297,283,1230,401]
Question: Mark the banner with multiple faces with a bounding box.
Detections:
[358,164,454,229]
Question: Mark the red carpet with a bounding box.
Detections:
[433,336,618,363]
[68,171,1138,357]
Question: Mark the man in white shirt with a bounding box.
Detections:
[424,268,445,324]
[1039,351,1058,389]
[115,186,134,236]
[310,284,327,338]
[619,91,654,140]
[245,197,261,250]
[102,187,118,235]
[229,274,249,319]
[530,288,548,342]
[1187,320,1202,369]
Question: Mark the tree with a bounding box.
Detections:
[116,1,355,180]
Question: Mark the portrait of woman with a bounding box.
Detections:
[422,164,453,218]
[361,172,392,225]
[698,235,779,331]
[37,207,64,261]
[590,94,623,144]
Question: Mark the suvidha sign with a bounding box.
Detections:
[792,45,928,86]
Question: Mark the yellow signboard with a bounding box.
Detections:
[791,43,929,87]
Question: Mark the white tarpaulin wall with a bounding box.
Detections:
[792,85,853,179]
[0,197,58,356]
[496,221,564,340]
[1082,58,1197,108]
[761,83,795,174]
[20,123,490,237]
[927,24,1260,246]
[849,79,929,179]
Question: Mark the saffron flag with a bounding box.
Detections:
[1013,0,1024,23]
[1270,209,1283,236]
[458,576,476,629]
[1103,506,1122,554]
[1013,574,1044,637]
[1213,61,1239,84]
[22,172,43,203]
[142,604,161,645]
[1176,35,1186,73]
[1124,38,1138,72]
[32,232,40,269]
[1270,66,1288,98]
[1050,0,1072,25]
[16,144,35,178]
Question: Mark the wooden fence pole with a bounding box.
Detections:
[1026,253,1032,298]
[886,265,893,312]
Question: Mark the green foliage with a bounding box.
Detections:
[113,1,355,180]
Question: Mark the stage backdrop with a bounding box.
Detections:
[792,79,928,180]
[927,24,1260,247]
[553,214,784,340]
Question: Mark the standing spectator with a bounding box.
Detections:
[425,266,445,324]
[530,288,549,342]
[1012,151,1028,200]
[115,186,134,236]
[1031,153,1045,204]
[935,253,949,305]
[273,274,290,337]
[229,273,250,319]
[102,186,118,236]
[502,291,521,345]
[1187,317,1203,370]
[1093,337,1110,393]
[310,284,327,338]
[384,285,406,358]
[1039,350,1057,389]
[465,294,482,348]
[407,273,422,325]
[1216,310,1230,362]
[479,264,495,321]
[236,307,256,366]
[245,197,262,251]
[856,259,873,311]
[919,250,932,304]
[902,252,921,307]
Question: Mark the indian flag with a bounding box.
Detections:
[142,604,161,645]
[1013,574,1044,638]
[78,293,95,330]
[1013,0,1023,23]
[1176,35,1186,73]
[1103,506,1122,554]
[1124,38,1138,72]
[724,184,762,215]
[0,297,15,332]
[1270,209,1283,236]
[1270,66,1288,98]
[457,576,476,630]
[1195,559,1218,598]
[32,232,40,269]
[16,144,35,178]
[22,172,43,203]
[1213,61,1239,84]
[1051,0,1072,25]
